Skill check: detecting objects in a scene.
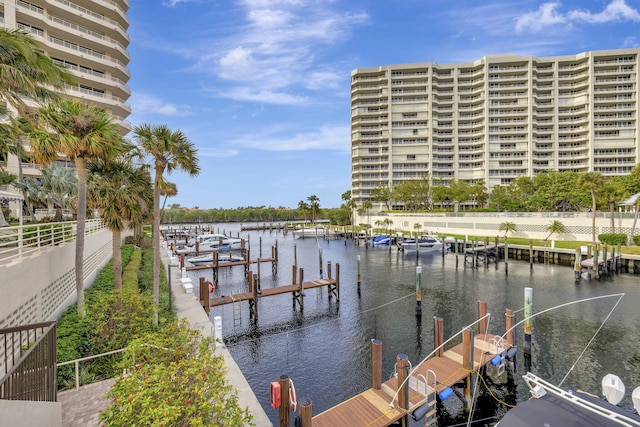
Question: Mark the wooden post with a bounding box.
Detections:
[603,244,609,275]
[195,240,200,254]
[199,277,210,315]
[415,265,422,317]
[477,301,487,335]
[278,375,290,427]
[524,287,533,372]
[529,239,533,266]
[327,261,332,280]
[356,255,361,293]
[505,308,515,347]
[462,327,473,371]
[504,239,509,274]
[299,268,305,311]
[294,244,297,266]
[594,243,600,278]
[574,247,582,280]
[299,397,312,427]
[396,353,410,417]
[335,263,340,301]
[371,339,382,390]
[462,327,474,411]
[259,236,263,258]
[484,237,489,267]
[251,273,259,319]
[434,317,444,357]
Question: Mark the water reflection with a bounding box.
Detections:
[186,225,640,426]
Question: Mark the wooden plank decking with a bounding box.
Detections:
[312,333,508,427]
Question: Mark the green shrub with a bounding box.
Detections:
[100,321,254,427]
[598,233,627,245]
[634,235,640,246]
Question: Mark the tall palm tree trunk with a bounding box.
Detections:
[75,157,87,316]
[112,228,122,290]
[609,201,615,233]
[152,168,162,326]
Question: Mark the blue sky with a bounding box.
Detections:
[126,0,640,209]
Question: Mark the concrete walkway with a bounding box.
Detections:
[56,245,272,427]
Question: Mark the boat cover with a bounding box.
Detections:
[498,390,640,426]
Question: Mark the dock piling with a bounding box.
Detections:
[356,255,361,294]
[372,339,382,390]
[396,353,410,417]
[574,247,582,280]
[278,375,291,427]
[299,398,312,427]
[434,317,444,357]
[524,287,533,372]
[416,266,422,318]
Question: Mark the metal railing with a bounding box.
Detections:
[0,219,106,264]
[57,344,170,390]
[0,322,57,402]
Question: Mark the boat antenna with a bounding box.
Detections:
[558,293,625,387]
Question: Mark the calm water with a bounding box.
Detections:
[183,224,640,426]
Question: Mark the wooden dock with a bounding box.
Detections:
[200,263,340,319]
[307,304,516,427]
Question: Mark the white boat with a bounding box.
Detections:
[187,252,244,265]
[398,235,443,253]
[292,226,336,238]
[175,233,243,253]
[497,372,640,426]
[371,235,392,245]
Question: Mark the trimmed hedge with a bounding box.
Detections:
[634,235,640,246]
[598,233,628,246]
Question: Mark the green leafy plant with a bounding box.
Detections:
[101,320,254,427]
[597,233,628,246]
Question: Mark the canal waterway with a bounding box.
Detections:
[182,224,640,426]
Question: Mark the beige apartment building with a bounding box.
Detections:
[0,0,131,209]
[351,49,640,206]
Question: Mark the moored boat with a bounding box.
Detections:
[292,226,336,238]
[497,372,640,426]
[372,235,392,245]
[187,252,244,265]
[398,235,443,253]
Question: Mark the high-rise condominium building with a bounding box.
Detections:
[0,0,131,210]
[0,0,131,130]
[350,49,639,206]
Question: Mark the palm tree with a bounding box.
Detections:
[361,200,373,228]
[89,157,152,290]
[498,221,517,239]
[0,29,72,222]
[413,222,422,237]
[307,195,320,223]
[544,220,566,241]
[297,200,310,222]
[158,179,178,224]
[578,171,604,244]
[29,100,124,316]
[16,163,77,221]
[0,29,72,114]
[133,124,200,325]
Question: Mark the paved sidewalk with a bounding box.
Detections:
[58,378,116,427]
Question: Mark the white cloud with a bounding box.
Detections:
[621,36,639,48]
[162,0,197,7]
[568,0,640,23]
[231,124,350,152]
[218,86,308,104]
[130,93,192,117]
[191,1,368,105]
[197,147,239,158]
[516,0,640,32]
[515,2,566,32]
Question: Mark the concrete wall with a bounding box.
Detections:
[0,400,61,427]
[359,212,638,242]
[0,229,113,329]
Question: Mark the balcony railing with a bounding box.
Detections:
[0,219,106,264]
[0,322,57,402]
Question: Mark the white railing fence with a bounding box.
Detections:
[0,219,106,263]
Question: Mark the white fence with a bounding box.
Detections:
[0,219,106,264]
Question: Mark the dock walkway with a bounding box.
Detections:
[311,332,509,427]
